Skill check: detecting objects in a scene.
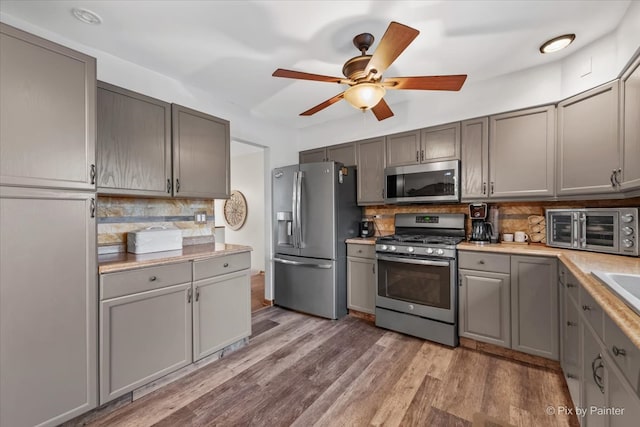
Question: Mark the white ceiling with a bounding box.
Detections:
[0,0,633,130]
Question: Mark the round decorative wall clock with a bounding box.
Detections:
[223,190,247,230]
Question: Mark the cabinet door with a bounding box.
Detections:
[607,353,640,427]
[100,282,192,404]
[385,130,420,167]
[621,56,640,191]
[0,187,97,427]
[356,137,386,205]
[561,290,582,409]
[489,105,555,198]
[0,23,96,191]
[511,256,558,360]
[193,270,251,361]
[459,269,511,348]
[172,104,230,199]
[347,256,376,314]
[300,148,327,163]
[557,81,620,195]
[97,82,172,197]
[461,117,489,200]
[582,323,606,427]
[420,122,460,162]
[327,143,356,166]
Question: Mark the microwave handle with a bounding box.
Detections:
[572,212,580,248]
[580,213,587,248]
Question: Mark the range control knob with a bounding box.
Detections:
[436,249,445,255]
[426,248,434,254]
[622,214,634,223]
[623,239,634,248]
[407,247,415,253]
[380,245,388,251]
[622,226,634,236]
[390,245,397,251]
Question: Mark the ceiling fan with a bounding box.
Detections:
[272,21,467,121]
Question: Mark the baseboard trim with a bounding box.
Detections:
[459,337,561,371]
[262,298,274,307]
[348,309,375,323]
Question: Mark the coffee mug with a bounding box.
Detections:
[515,231,529,242]
[503,233,514,242]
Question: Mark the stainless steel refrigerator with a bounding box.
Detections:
[273,162,360,319]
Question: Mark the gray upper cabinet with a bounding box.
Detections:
[489,105,555,198]
[0,23,96,191]
[300,147,327,163]
[510,256,559,360]
[1,187,97,427]
[461,117,489,200]
[356,136,386,205]
[385,130,421,167]
[327,142,356,166]
[420,122,461,162]
[172,104,230,199]
[621,55,640,192]
[557,81,620,195]
[97,82,172,197]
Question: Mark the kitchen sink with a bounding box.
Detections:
[592,271,640,316]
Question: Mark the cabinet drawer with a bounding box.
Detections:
[347,244,376,259]
[564,268,579,305]
[101,262,192,300]
[459,251,510,273]
[604,314,640,395]
[579,285,604,340]
[193,252,250,280]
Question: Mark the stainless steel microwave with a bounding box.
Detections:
[546,208,638,256]
[384,160,460,204]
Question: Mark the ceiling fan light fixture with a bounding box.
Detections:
[539,34,575,54]
[71,8,102,25]
[344,83,386,111]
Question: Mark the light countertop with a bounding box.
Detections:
[457,242,640,349]
[98,243,252,274]
[345,237,378,245]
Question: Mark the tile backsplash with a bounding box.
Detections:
[363,197,640,238]
[97,196,215,246]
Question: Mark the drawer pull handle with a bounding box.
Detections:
[478,260,485,265]
[582,305,592,311]
[567,321,577,327]
[357,249,362,253]
[149,276,157,282]
[566,373,577,379]
[567,283,576,288]
[612,346,626,357]
[224,263,229,267]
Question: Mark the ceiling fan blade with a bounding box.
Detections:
[384,75,468,91]
[300,93,345,116]
[366,22,419,77]
[371,98,394,121]
[273,68,343,83]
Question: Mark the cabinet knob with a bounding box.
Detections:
[223,263,229,267]
[149,276,157,282]
[612,346,626,357]
[357,249,362,253]
[566,373,577,379]
[582,305,592,311]
[567,283,576,288]
[478,260,485,265]
[567,321,577,327]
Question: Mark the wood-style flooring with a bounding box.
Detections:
[86,307,578,427]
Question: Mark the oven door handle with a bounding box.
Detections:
[377,255,450,267]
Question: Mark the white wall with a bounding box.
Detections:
[215,150,266,273]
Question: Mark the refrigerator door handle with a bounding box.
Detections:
[296,171,303,247]
[274,257,332,269]
[292,171,299,248]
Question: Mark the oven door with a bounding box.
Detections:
[376,254,456,324]
[547,210,578,249]
[581,211,619,254]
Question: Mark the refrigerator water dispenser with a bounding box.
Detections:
[276,211,293,246]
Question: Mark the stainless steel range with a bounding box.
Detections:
[375,213,465,347]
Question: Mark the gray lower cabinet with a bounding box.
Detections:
[489,105,555,198]
[461,117,489,199]
[0,23,96,191]
[0,187,97,427]
[458,268,511,348]
[510,256,559,360]
[557,81,620,196]
[560,269,582,409]
[193,269,251,360]
[346,244,376,314]
[583,321,607,427]
[100,263,193,404]
[607,352,640,427]
[356,136,386,205]
[172,104,230,199]
[97,81,172,196]
[621,54,640,192]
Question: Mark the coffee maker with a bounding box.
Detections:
[360,217,374,238]
[469,203,493,243]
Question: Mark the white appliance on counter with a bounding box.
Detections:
[127,227,183,254]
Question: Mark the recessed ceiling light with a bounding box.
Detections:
[539,34,575,54]
[71,8,102,25]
